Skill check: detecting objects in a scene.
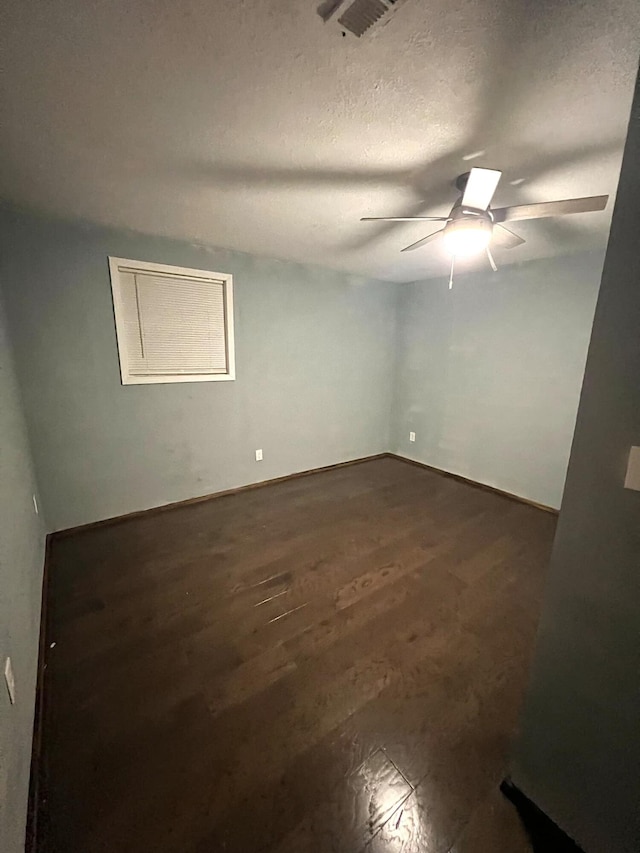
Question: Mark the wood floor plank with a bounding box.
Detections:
[39,458,554,853]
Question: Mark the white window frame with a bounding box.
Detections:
[108,257,236,385]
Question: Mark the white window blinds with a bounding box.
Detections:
[109,258,235,385]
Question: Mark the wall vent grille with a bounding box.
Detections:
[335,0,406,37]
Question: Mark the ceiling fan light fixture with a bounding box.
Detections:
[442,219,492,257]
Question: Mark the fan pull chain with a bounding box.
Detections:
[486,246,497,272]
[448,255,455,290]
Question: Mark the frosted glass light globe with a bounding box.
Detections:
[443,221,492,257]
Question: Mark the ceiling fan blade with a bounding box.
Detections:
[491,224,526,249]
[361,216,449,222]
[491,195,608,223]
[462,168,502,211]
[401,229,445,252]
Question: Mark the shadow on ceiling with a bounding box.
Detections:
[166,0,624,254]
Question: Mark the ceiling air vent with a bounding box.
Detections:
[319,0,407,37]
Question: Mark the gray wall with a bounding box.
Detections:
[512,75,640,852]
[0,206,397,532]
[391,252,605,509]
[0,289,46,853]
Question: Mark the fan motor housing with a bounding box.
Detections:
[454,171,473,193]
[444,208,493,240]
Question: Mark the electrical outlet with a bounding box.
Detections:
[409,432,416,442]
[4,657,15,705]
[32,494,39,515]
[255,449,263,461]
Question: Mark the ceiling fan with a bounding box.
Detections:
[361,168,608,287]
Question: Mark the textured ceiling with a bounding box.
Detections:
[1,0,639,282]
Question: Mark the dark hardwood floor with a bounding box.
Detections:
[39,457,556,852]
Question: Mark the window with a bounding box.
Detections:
[108,257,235,385]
